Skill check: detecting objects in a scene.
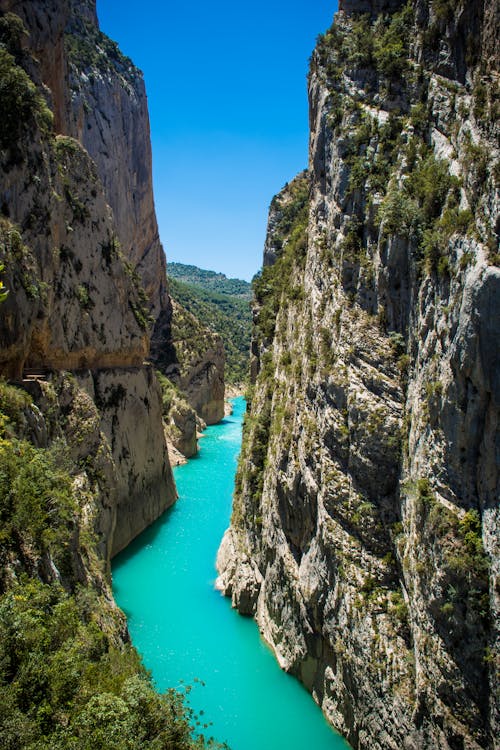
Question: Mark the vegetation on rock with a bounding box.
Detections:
[220,2,499,749]
[0,23,53,156]
[168,274,251,384]
[0,380,222,750]
[0,4,226,748]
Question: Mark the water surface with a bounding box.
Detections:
[113,397,351,749]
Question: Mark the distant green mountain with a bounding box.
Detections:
[168,262,252,299]
[167,270,252,385]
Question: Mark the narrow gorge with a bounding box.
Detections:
[0,0,498,749]
[112,397,351,750]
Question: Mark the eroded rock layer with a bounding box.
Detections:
[218,2,499,748]
[165,299,225,425]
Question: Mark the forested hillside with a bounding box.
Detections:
[168,271,251,385]
[168,263,251,299]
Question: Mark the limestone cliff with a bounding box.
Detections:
[61,0,226,415]
[64,1,169,321]
[156,370,200,460]
[0,0,224,437]
[0,0,168,320]
[0,6,220,747]
[0,6,175,558]
[218,1,499,748]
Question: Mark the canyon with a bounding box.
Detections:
[0,0,497,749]
[0,0,225,557]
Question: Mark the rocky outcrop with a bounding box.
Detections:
[63,1,225,422]
[166,395,200,459]
[0,7,222,746]
[0,134,148,378]
[8,0,226,426]
[17,368,175,564]
[83,367,175,557]
[155,371,201,460]
[218,2,499,748]
[0,0,225,490]
[63,2,169,321]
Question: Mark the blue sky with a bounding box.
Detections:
[97,1,338,281]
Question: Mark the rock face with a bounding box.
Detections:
[63,2,169,321]
[0,0,223,434]
[162,299,225,426]
[166,394,199,459]
[218,2,499,748]
[0,134,148,378]
[0,4,175,557]
[0,0,168,321]
[156,371,201,460]
[84,367,175,558]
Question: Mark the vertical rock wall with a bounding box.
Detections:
[0,3,176,558]
[0,0,168,319]
[64,0,169,320]
[218,1,499,748]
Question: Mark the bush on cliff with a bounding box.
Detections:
[0,382,226,749]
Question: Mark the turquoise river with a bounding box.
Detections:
[112,397,352,750]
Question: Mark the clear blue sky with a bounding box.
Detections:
[97,1,338,281]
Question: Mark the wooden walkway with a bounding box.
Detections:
[22,368,50,382]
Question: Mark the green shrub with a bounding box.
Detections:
[405,153,459,225]
[389,590,409,627]
[376,150,467,277]
[433,0,456,21]
[340,217,363,262]
[156,371,181,415]
[0,578,217,750]
[0,217,41,299]
[75,284,92,308]
[409,102,429,134]
[373,3,413,78]
[0,380,32,433]
[415,477,435,509]
[0,12,28,54]
[0,48,53,151]
[0,265,7,303]
[378,186,420,238]
[414,481,490,633]
[253,174,309,346]
[0,394,224,749]
[316,2,413,84]
[346,14,374,69]
[65,21,139,83]
[388,331,406,358]
[0,437,76,555]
